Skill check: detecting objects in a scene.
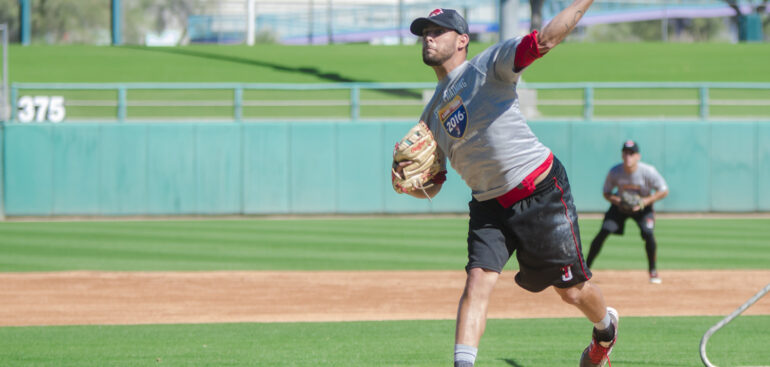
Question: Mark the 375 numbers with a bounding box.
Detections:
[17,96,66,123]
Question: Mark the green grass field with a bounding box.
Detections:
[1,217,769,271]
[9,43,770,120]
[1,217,769,366]
[4,41,770,366]
[10,43,770,83]
[1,316,768,367]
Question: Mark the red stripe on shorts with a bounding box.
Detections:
[553,177,590,280]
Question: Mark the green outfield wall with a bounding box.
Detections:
[1,120,768,216]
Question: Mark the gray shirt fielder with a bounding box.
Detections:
[603,162,668,198]
[419,37,551,202]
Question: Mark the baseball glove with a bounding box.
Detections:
[619,191,644,213]
[391,121,442,194]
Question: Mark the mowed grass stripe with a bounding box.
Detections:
[0,316,768,367]
[7,218,467,237]
[0,219,471,271]
[658,219,770,232]
[1,218,767,271]
[0,247,465,272]
[0,219,467,246]
[577,218,770,270]
[0,239,467,271]
[0,224,462,249]
[0,219,468,251]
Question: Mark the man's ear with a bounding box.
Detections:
[457,33,470,51]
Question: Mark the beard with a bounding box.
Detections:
[422,46,452,66]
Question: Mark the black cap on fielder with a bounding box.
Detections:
[622,140,639,153]
[410,8,469,36]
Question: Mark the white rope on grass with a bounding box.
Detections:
[700,283,770,367]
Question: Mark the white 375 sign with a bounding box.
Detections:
[17,96,66,123]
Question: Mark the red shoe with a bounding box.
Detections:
[579,307,618,367]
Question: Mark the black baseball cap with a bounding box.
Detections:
[622,140,639,153]
[410,8,469,36]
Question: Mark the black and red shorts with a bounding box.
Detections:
[466,156,591,292]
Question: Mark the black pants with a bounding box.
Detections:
[586,205,657,272]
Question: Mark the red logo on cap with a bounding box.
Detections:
[429,8,443,17]
[624,140,634,147]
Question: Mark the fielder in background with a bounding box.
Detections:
[392,1,619,366]
[586,140,669,284]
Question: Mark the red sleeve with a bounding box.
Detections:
[513,30,542,73]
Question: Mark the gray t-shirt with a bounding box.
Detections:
[603,162,668,197]
[420,37,551,201]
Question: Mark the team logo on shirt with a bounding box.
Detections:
[439,95,468,138]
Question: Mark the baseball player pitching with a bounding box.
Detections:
[586,140,669,283]
[391,1,618,366]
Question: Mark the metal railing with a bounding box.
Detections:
[700,283,770,367]
[9,81,770,123]
[10,82,435,122]
[526,81,770,121]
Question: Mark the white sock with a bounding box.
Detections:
[454,344,478,365]
[594,311,612,331]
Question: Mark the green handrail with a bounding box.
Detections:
[10,81,770,122]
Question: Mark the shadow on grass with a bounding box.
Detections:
[502,358,524,367]
[124,46,423,99]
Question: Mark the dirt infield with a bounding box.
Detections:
[1,270,769,327]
